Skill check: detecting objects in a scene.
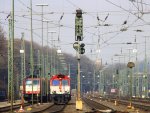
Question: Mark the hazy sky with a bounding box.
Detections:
[1,0,150,64]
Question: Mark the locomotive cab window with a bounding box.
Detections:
[26,80,32,85]
[26,80,39,85]
[62,80,68,86]
[52,80,59,86]
[33,80,39,85]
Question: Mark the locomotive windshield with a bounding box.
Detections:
[33,80,39,85]
[62,80,68,86]
[52,80,59,86]
[26,80,32,85]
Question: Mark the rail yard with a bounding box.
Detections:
[0,0,150,113]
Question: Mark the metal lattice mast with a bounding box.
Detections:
[23,34,26,79]
[21,32,25,84]
[143,37,148,98]
[30,0,34,106]
[51,34,54,75]
[41,5,44,104]
[49,31,56,75]
[46,22,49,102]
[38,50,41,77]
[54,48,56,75]
[37,49,41,103]
[8,0,14,112]
[8,18,12,103]
[134,36,139,97]
[36,4,48,104]
[77,40,81,100]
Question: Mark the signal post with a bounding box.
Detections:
[73,9,85,110]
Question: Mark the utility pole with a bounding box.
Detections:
[23,35,26,80]
[127,48,132,97]
[93,69,95,96]
[127,62,135,108]
[99,70,104,95]
[20,32,25,86]
[134,36,139,97]
[102,70,105,96]
[77,40,81,107]
[68,64,70,76]
[44,20,52,102]
[20,32,25,108]
[8,18,12,104]
[30,0,34,106]
[8,0,15,112]
[53,42,56,74]
[74,9,84,110]
[111,57,115,89]
[45,20,49,102]
[36,3,48,104]
[49,31,56,75]
[143,36,148,98]
[37,50,41,104]
[11,0,15,109]
[43,20,51,102]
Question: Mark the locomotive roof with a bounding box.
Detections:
[26,75,38,78]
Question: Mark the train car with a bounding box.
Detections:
[50,74,71,104]
[23,76,48,102]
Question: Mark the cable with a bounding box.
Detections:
[65,0,80,9]
[105,0,149,24]
[1,0,149,53]
[0,11,42,22]
[17,0,30,9]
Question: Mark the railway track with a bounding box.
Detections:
[0,102,67,113]
[115,99,150,111]
[83,97,117,113]
[92,96,150,112]
[100,97,150,111]
[0,103,30,112]
[31,104,66,113]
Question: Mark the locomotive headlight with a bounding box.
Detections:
[65,91,69,94]
[59,78,62,80]
[52,91,56,94]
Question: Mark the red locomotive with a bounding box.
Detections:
[49,74,71,104]
[23,76,48,102]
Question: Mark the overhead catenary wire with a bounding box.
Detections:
[105,0,149,24]
[1,1,150,59]
[0,12,148,52]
